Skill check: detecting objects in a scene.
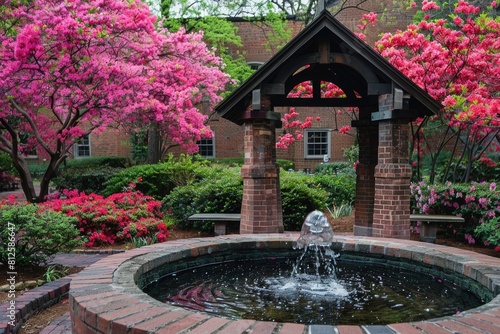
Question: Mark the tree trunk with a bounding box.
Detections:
[146,126,162,164]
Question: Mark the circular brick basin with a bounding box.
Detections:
[69,234,500,334]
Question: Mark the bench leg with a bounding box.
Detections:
[214,222,227,236]
[420,221,437,243]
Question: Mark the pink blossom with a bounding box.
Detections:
[490,182,497,191]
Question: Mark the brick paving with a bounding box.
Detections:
[1,252,112,334]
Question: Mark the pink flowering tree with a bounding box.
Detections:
[0,0,228,202]
[376,0,500,183]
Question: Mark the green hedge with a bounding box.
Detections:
[52,166,123,194]
[162,167,243,230]
[102,155,212,199]
[280,171,327,230]
[314,161,355,177]
[207,157,294,170]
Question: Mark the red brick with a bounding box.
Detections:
[97,305,149,333]
[130,311,189,334]
[248,321,278,334]
[111,307,168,333]
[155,313,209,333]
[217,320,255,334]
[337,325,363,334]
[278,323,305,334]
[456,317,500,333]
[415,322,453,334]
[436,321,484,334]
[388,323,423,334]
[186,317,230,334]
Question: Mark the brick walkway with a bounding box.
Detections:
[0,252,115,334]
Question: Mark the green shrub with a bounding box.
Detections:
[474,216,500,248]
[312,173,356,207]
[162,168,243,231]
[277,159,295,171]
[206,157,294,170]
[207,157,244,166]
[27,161,49,179]
[314,161,355,176]
[63,156,127,169]
[280,171,327,231]
[102,155,210,199]
[52,166,123,194]
[0,202,80,266]
[0,153,15,174]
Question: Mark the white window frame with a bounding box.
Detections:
[197,136,215,158]
[304,129,331,159]
[74,134,91,158]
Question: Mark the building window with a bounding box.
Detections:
[75,135,91,158]
[198,137,215,158]
[304,129,330,158]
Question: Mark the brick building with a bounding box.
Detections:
[69,1,417,170]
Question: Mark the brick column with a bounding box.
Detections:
[353,121,378,236]
[372,119,412,239]
[240,120,284,234]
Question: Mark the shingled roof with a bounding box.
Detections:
[215,9,442,125]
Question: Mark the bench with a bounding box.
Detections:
[409,214,465,243]
[188,213,241,236]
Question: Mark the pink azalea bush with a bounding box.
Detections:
[411,181,500,247]
[41,190,168,247]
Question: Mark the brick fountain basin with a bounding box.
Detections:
[69,234,500,333]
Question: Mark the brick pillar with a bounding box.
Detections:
[373,119,412,239]
[240,120,284,234]
[353,121,378,236]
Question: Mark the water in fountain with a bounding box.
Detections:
[145,210,484,325]
[272,210,349,297]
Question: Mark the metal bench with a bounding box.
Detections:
[188,213,241,236]
[410,214,465,243]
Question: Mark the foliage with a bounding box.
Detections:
[474,216,500,249]
[62,157,128,170]
[41,190,169,247]
[280,171,327,231]
[0,152,14,174]
[44,264,68,283]
[52,166,123,195]
[162,168,243,231]
[376,1,500,183]
[277,159,295,171]
[314,161,356,177]
[0,0,228,202]
[343,144,359,164]
[326,203,353,219]
[0,200,80,266]
[163,165,354,232]
[102,155,210,199]
[312,173,356,207]
[207,157,294,170]
[410,181,500,246]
